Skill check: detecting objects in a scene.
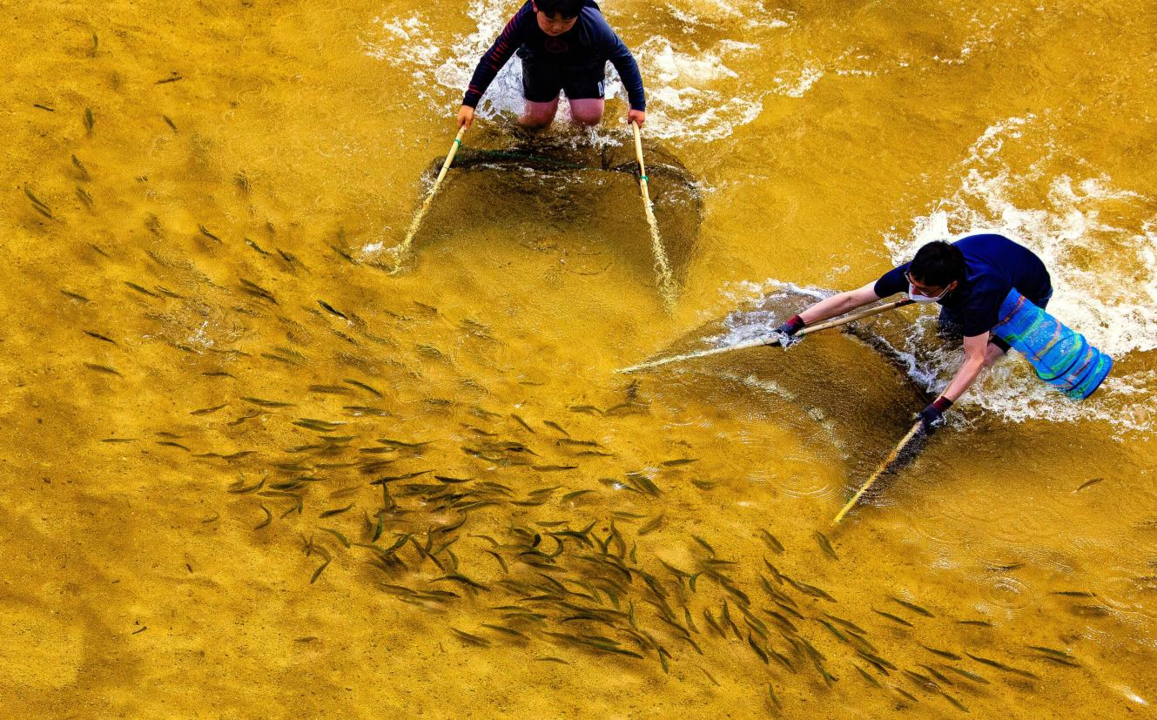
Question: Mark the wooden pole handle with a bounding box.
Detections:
[832,420,924,525]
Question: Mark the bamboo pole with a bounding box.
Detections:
[831,420,924,526]
[616,297,914,374]
[632,121,677,309]
[387,126,466,272]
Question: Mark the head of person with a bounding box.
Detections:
[533,0,583,35]
[907,241,966,302]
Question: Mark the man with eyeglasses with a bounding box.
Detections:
[773,234,1052,431]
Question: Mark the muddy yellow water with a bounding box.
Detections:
[3,0,1156,717]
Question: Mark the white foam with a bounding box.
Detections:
[773,64,824,98]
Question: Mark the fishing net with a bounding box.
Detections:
[408,124,703,285]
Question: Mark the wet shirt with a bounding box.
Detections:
[462,0,646,111]
[874,234,1052,337]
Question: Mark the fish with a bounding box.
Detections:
[1074,477,1103,492]
[319,503,354,518]
[570,405,603,415]
[921,645,962,661]
[433,573,489,591]
[940,664,990,684]
[156,441,191,451]
[344,379,382,397]
[84,363,121,376]
[561,489,594,502]
[1026,645,1073,658]
[125,282,160,298]
[626,473,661,496]
[823,612,867,636]
[1032,653,1080,667]
[318,300,348,320]
[758,529,785,554]
[310,547,332,583]
[903,668,940,691]
[163,115,178,132]
[964,652,1038,679]
[198,225,221,243]
[638,515,664,536]
[254,505,272,529]
[783,576,836,602]
[321,528,351,548]
[84,107,94,134]
[854,664,882,688]
[543,420,570,436]
[227,475,265,493]
[557,438,600,447]
[241,396,294,408]
[239,278,277,304]
[662,458,697,467]
[889,685,919,704]
[277,248,299,267]
[76,186,93,208]
[308,385,355,396]
[767,684,782,710]
[450,628,492,647]
[890,596,934,617]
[814,530,838,560]
[71,155,90,181]
[378,438,431,448]
[190,404,227,416]
[872,608,914,627]
[692,535,716,556]
[61,289,90,303]
[83,330,116,344]
[857,651,897,673]
[956,619,994,627]
[1050,590,1096,598]
[919,664,954,686]
[817,618,848,643]
[937,691,969,713]
[532,465,577,472]
[509,414,535,433]
[33,103,55,112]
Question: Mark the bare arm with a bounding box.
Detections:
[798,283,881,326]
[939,333,989,402]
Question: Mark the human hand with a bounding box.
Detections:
[628,109,646,128]
[916,396,954,432]
[458,105,475,129]
[769,314,806,346]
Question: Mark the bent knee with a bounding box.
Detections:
[569,100,604,126]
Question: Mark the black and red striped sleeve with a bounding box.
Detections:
[462,3,533,108]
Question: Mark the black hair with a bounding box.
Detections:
[536,0,585,18]
[909,241,966,287]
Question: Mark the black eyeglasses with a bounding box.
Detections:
[905,272,946,297]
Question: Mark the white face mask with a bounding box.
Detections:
[908,283,948,304]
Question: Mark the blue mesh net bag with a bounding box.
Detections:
[990,290,1113,400]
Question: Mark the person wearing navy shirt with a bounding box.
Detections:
[773,234,1053,432]
[457,0,646,129]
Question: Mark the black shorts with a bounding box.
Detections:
[938,290,1052,353]
[519,51,605,103]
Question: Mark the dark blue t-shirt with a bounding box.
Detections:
[463,0,645,111]
[874,234,1052,337]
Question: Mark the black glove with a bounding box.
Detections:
[917,397,953,432]
[771,314,806,346]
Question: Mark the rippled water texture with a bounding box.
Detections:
[3,0,1156,717]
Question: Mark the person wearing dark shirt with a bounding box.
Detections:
[457,0,646,129]
[773,234,1053,431]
